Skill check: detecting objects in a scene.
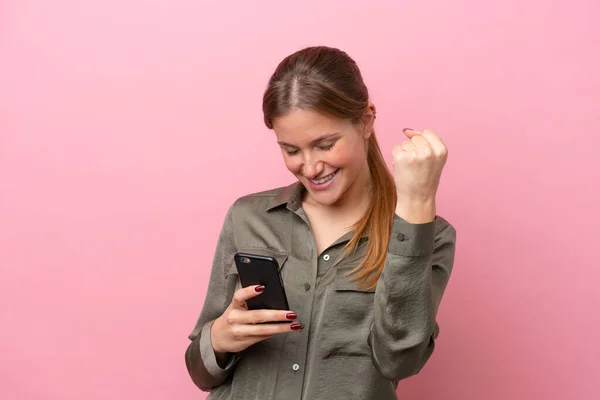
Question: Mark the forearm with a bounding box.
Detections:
[369,216,456,381]
[186,202,240,391]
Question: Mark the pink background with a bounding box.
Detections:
[1,1,599,399]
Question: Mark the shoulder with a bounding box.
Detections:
[237,186,286,202]
[223,184,296,248]
[227,183,294,218]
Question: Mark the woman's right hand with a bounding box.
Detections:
[210,285,302,354]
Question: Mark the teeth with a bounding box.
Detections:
[310,170,337,185]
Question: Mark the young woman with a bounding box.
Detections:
[185,46,456,400]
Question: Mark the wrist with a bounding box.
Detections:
[395,197,436,224]
[210,318,225,353]
[210,319,230,368]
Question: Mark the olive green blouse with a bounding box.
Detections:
[185,181,457,400]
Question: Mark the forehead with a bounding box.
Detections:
[272,108,352,144]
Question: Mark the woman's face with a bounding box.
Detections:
[272,108,371,206]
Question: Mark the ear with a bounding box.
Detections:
[360,102,377,139]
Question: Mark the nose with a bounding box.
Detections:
[302,153,324,179]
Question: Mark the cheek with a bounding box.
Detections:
[283,156,301,174]
[328,143,363,169]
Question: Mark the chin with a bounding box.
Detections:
[302,184,344,206]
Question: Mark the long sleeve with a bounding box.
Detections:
[185,203,240,391]
[368,214,457,381]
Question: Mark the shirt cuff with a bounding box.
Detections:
[388,214,437,256]
[199,321,240,378]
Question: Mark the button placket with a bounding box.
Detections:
[279,215,315,397]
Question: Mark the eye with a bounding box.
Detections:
[318,141,336,151]
[285,149,299,156]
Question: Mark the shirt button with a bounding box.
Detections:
[304,283,311,291]
[397,233,406,242]
[292,363,300,371]
[323,254,331,261]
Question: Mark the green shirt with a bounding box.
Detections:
[185,181,457,400]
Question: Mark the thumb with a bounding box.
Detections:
[403,128,421,139]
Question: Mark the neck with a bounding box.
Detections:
[338,164,372,211]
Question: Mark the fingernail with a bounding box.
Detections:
[255,285,265,293]
[286,312,297,320]
[403,128,413,133]
[290,323,303,331]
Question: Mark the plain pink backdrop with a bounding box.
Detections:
[1,1,599,399]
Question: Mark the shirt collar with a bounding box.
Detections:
[267,181,371,241]
[266,181,304,212]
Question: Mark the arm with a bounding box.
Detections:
[368,214,456,381]
[185,203,240,391]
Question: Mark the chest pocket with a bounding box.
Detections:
[333,249,376,293]
[319,255,377,359]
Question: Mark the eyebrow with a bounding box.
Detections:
[277,132,340,148]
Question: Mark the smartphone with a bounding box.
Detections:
[233,252,290,311]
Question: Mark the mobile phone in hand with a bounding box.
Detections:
[233,252,290,311]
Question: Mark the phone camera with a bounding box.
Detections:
[240,257,251,264]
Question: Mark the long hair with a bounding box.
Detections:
[262,46,397,290]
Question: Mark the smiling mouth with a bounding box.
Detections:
[309,169,339,185]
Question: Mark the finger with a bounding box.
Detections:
[237,322,303,338]
[238,335,274,348]
[400,140,416,152]
[410,134,433,153]
[231,285,265,309]
[236,309,297,325]
[392,144,403,155]
[421,129,448,157]
[402,128,423,139]
[393,143,414,166]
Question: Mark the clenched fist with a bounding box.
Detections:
[392,128,448,223]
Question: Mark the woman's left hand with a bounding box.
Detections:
[392,128,448,223]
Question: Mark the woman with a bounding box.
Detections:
[185,46,456,400]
